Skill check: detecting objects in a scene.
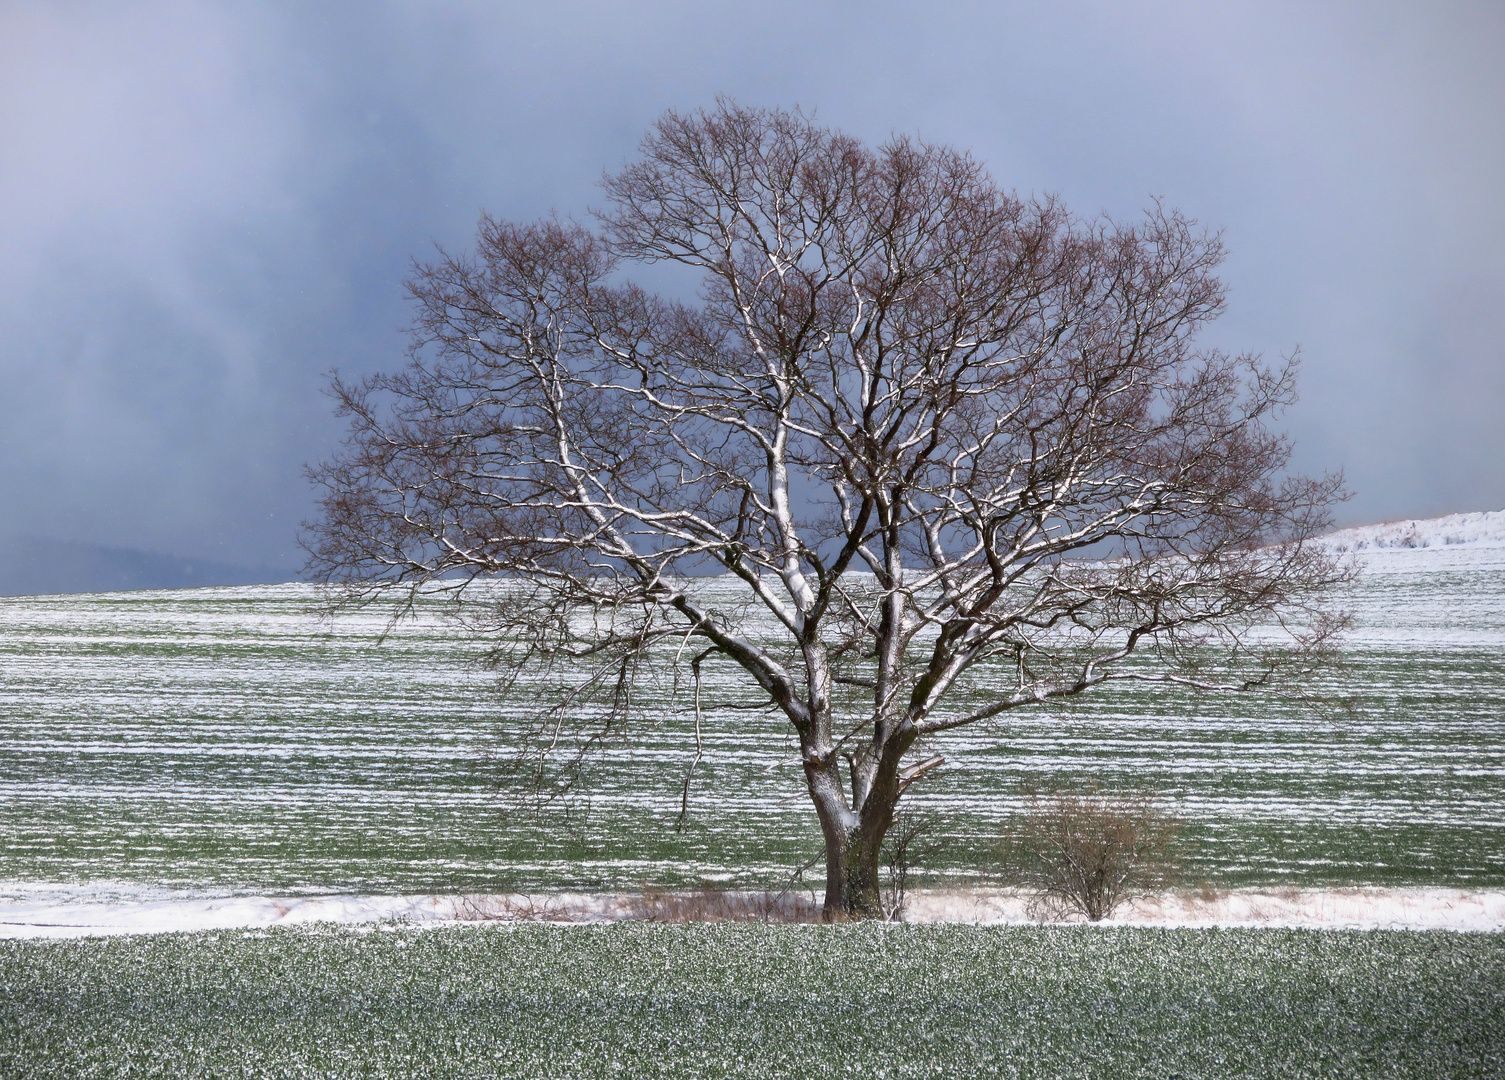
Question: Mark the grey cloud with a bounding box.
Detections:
[0,0,1500,588]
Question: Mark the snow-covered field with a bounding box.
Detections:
[0,511,1501,935]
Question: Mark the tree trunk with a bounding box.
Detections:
[808,747,905,920]
[837,824,887,920]
[815,820,887,920]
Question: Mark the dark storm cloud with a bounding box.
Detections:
[1,0,1501,577]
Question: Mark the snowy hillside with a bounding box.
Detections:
[1321,509,1505,552]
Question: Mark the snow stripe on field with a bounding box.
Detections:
[0,888,1500,937]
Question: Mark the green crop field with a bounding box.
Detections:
[0,544,1502,903]
[2,922,1502,1078]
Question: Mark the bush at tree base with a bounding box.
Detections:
[998,785,1182,921]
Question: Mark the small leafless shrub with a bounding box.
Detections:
[453,893,582,922]
[998,785,1182,921]
[624,887,823,923]
[881,807,947,921]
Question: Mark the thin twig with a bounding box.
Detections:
[676,647,715,832]
[775,845,828,905]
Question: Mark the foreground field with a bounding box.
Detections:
[1,922,1500,1079]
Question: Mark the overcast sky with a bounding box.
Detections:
[2,0,1501,572]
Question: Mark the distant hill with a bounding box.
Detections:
[5,510,1502,597]
[1321,510,1505,552]
[0,535,291,597]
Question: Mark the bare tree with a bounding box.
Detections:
[305,101,1349,920]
